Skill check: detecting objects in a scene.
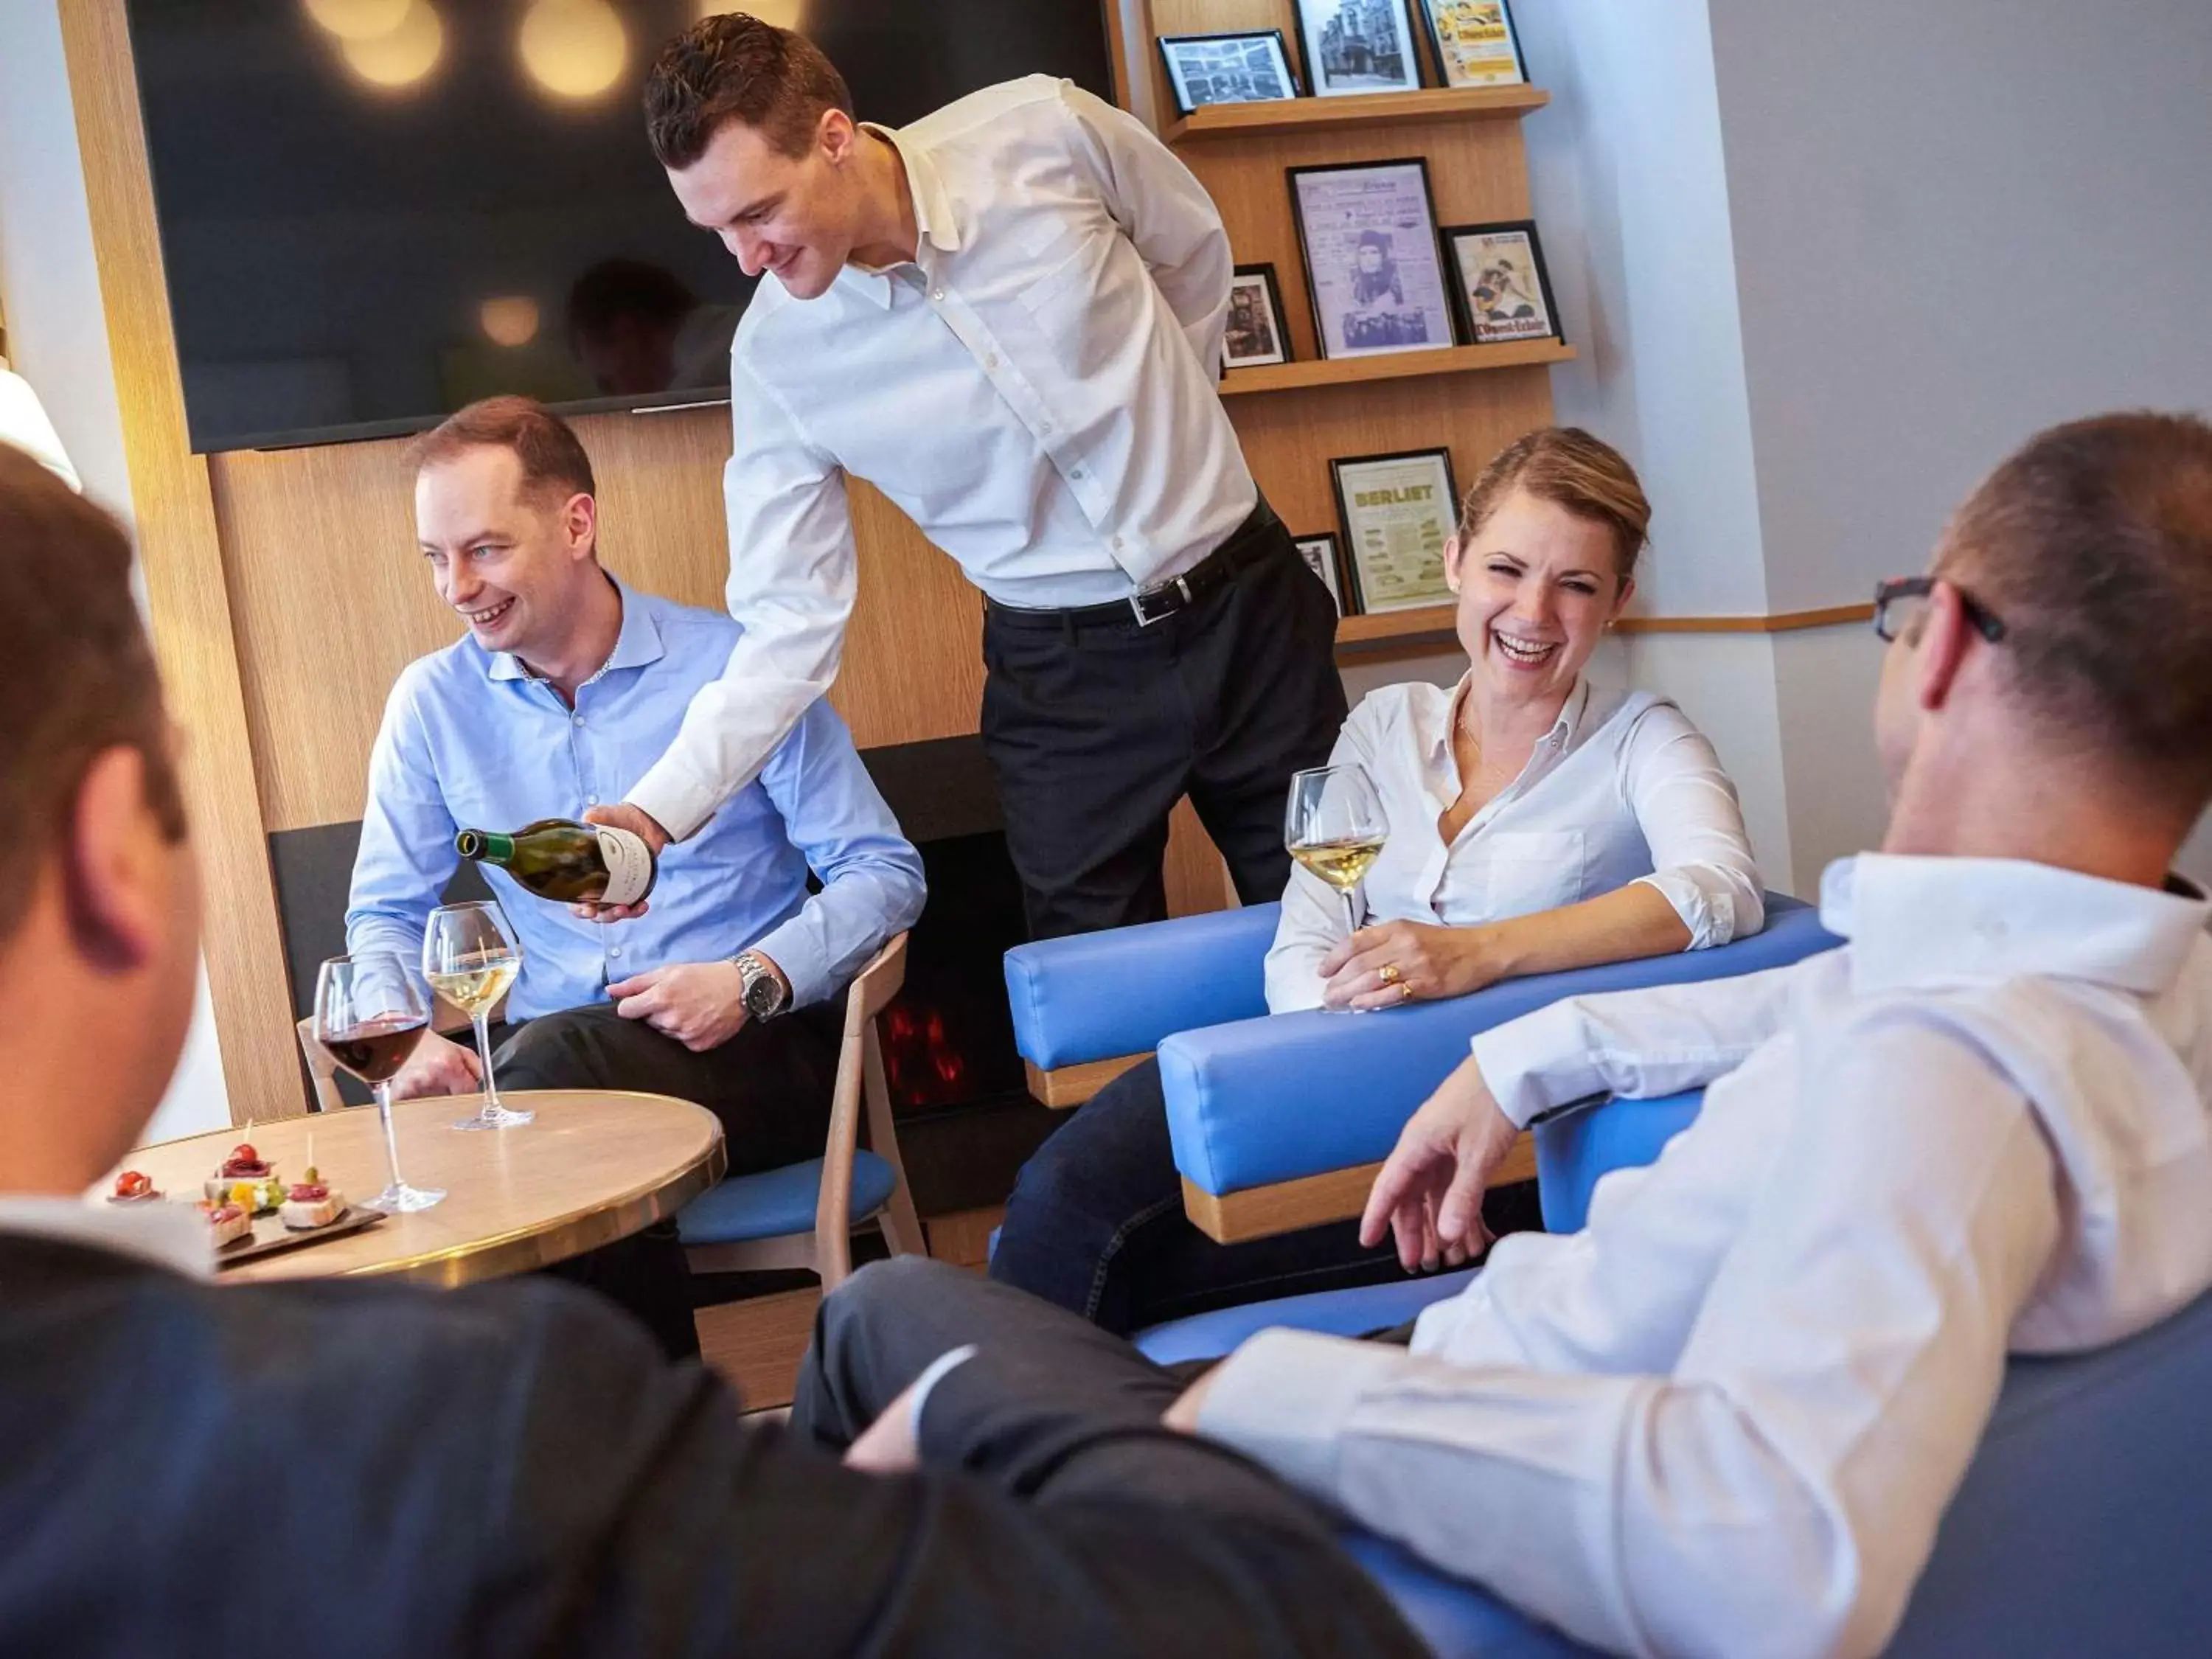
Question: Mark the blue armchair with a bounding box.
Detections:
[1133,1091,2212,1657]
[1006,894,1839,1242]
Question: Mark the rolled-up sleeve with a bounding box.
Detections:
[748,700,927,1009]
[1618,702,1764,949]
[627,355,856,843]
[346,669,460,977]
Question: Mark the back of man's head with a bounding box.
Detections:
[1936,411,2212,821]
[0,445,196,1189]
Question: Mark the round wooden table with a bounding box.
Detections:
[105,1091,726,1287]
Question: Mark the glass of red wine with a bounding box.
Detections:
[313,953,446,1214]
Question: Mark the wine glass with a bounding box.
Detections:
[423,900,530,1132]
[1285,764,1388,940]
[313,953,446,1214]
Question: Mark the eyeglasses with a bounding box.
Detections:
[1871,576,2008,644]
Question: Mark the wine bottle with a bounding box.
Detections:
[454,818,657,905]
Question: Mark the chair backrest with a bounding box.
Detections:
[810,933,910,1284]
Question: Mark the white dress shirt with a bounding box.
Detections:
[1201,854,2212,1658]
[1,1192,212,1278]
[630,75,1256,839]
[1265,677,1764,1012]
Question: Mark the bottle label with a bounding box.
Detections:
[594,827,655,907]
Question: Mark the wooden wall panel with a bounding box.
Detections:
[212,409,982,833]
[60,0,305,1127]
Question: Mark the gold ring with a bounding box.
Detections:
[1399,982,1415,1004]
[1378,963,1402,986]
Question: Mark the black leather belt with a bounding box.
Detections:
[987,499,1282,632]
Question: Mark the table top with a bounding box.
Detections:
[100,1091,726,1287]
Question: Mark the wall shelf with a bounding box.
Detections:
[1335,604,1458,653]
[1221,338,1575,397]
[1167,84,1549,143]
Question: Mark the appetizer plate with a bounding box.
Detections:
[214,1205,385,1270]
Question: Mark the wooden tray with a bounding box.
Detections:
[213,1206,386,1270]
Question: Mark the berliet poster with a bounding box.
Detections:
[1290,159,1454,359]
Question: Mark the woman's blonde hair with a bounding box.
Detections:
[1456,427,1652,582]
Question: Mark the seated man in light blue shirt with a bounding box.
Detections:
[347,395,924,1353]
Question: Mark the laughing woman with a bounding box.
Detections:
[990,427,1763,1334]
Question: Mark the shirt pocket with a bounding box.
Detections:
[1016,223,1137,381]
[1478,829,1588,919]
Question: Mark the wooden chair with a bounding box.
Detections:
[676,933,925,1291]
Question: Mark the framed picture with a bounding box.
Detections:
[1288,158,1455,359]
[1416,0,1528,88]
[1293,0,1424,97]
[1156,30,1301,114]
[1224,265,1291,369]
[1331,448,1461,613]
[1442,220,1562,345]
[1294,532,1348,613]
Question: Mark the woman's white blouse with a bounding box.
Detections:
[1264,677,1763,1012]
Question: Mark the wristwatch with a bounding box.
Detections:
[732,950,790,1021]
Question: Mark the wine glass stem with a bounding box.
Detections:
[1342,887,1359,939]
[374,1079,408,1191]
[472,1012,501,1112]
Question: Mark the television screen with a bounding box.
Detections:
[125,1,1117,453]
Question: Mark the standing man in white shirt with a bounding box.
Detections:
[793,410,2212,1658]
[588,15,1346,938]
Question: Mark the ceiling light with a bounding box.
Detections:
[341,0,443,88]
[305,0,412,41]
[479,296,542,347]
[521,0,627,100]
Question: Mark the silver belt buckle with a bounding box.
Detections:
[1129,574,1194,627]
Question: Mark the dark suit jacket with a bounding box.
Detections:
[0,1235,1414,1659]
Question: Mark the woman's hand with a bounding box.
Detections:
[1320,920,1500,1010]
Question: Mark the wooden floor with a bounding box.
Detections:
[699,1206,1001,1410]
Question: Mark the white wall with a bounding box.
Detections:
[0,0,231,1140]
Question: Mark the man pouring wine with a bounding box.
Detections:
[344,394,925,1354]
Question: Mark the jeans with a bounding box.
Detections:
[990,1056,1411,1335]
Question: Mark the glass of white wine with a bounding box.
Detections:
[1285,764,1388,942]
[422,900,530,1132]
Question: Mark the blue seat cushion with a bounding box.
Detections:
[676,1151,897,1247]
[1133,1267,1478,1364]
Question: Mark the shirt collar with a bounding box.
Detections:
[0,1193,213,1279]
[487,576,661,684]
[1820,852,2212,998]
[1429,674,1590,762]
[841,122,963,310]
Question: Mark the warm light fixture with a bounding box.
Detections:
[479,296,542,347]
[0,301,82,493]
[341,0,443,88]
[520,0,627,100]
[701,0,806,27]
[303,0,412,41]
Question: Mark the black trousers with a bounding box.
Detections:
[981,509,1348,939]
[490,998,845,1363]
[792,1256,1429,1659]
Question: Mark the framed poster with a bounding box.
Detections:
[1293,0,1423,97]
[1157,31,1301,114]
[1294,532,1348,613]
[1288,158,1454,359]
[1442,220,1562,345]
[1332,448,1461,613]
[1416,0,1528,88]
[1224,264,1292,368]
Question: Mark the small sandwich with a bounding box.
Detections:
[204,1141,276,1204]
[201,1200,253,1249]
[279,1166,345,1231]
[107,1170,162,1205]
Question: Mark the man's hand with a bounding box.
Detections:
[1321,920,1499,1011]
[571,804,669,923]
[610,960,751,1052]
[384,1029,483,1101]
[1162,1366,1222,1434]
[844,1380,925,1475]
[1359,1056,1519,1271]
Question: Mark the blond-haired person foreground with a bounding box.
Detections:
[992,428,1761,1334]
[802,411,2212,1659]
[0,445,1433,1659]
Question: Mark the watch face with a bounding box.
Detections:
[743,966,783,1018]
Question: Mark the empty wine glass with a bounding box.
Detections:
[423,900,529,1131]
[314,953,445,1214]
[1285,764,1388,939]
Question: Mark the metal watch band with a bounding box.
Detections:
[733,950,787,1020]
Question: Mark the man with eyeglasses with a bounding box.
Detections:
[796,411,2212,1658]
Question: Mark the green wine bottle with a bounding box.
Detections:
[454,818,657,905]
